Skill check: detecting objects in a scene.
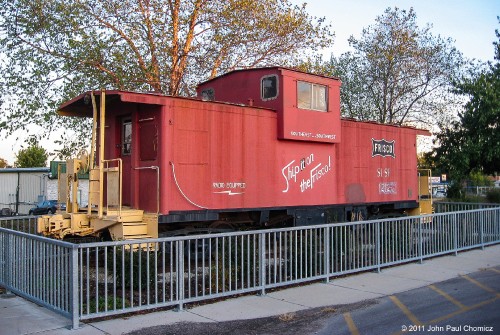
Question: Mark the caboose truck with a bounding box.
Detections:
[37,67,431,241]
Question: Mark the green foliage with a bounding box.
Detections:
[445,171,493,201]
[205,235,260,292]
[486,188,500,203]
[445,182,464,200]
[323,7,464,127]
[417,152,436,171]
[83,296,130,315]
[113,248,156,290]
[468,171,493,187]
[0,0,333,152]
[14,143,48,167]
[432,18,500,184]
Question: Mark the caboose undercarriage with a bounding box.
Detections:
[157,200,420,235]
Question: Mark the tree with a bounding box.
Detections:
[0,0,333,154]
[325,7,464,127]
[14,144,48,168]
[0,157,8,168]
[431,18,500,188]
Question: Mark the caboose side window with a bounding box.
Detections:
[201,88,214,101]
[122,118,132,155]
[261,75,278,100]
[297,81,327,111]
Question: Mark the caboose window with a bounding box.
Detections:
[261,75,278,100]
[122,118,132,155]
[297,81,327,111]
[201,88,214,101]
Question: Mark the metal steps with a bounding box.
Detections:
[101,209,158,244]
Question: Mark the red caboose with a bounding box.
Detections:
[48,67,429,239]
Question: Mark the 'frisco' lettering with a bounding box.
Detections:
[371,139,395,158]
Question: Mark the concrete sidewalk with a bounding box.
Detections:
[1,244,499,335]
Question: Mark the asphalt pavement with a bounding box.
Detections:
[1,244,499,335]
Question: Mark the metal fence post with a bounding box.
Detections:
[70,245,80,329]
[480,211,485,250]
[259,233,266,296]
[497,208,500,242]
[324,227,330,283]
[418,218,423,264]
[1,206,498,322]
[4,233,12,293]
[177,240,184,311]
[376,221,381,273]
[453,213,458,256]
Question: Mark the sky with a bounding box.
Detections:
[297,0,499,62]
[1,0,499,165]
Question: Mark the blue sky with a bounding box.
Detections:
[1,1,499,164]
[295,0,499,62]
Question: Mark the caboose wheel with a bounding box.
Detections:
[209,221,236,231]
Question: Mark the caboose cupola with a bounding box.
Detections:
[197,67,341,143]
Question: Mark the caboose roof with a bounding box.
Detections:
[57,90,165,117]
[57,90,272,117]
[197,66,340,87]
[341,118,431,136]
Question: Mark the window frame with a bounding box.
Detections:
[201,88,215,101]
[122,118,132,156]
[260,74,279,101]
[297,81,328,112]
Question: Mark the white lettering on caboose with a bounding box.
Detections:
[371,139,396,158]
[282,154,332,193]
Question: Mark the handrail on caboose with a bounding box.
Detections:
[103,158,123,218]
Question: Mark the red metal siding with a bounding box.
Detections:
[197,67,341,144]
[196,68,283,112]
[58,85,424,219]
[279,70,341,144]
[337,120,419,205]
[166,98,337,212]
[164,101,419,214]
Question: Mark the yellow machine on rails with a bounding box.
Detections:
[37,91,158,241]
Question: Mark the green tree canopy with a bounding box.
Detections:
[431,18,500,182]
[0,0,333,153]
[324,7,464,127]
[14,144,49,168]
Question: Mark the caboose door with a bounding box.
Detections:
[136,114,159,213]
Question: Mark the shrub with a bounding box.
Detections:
[446,182,464,200]
[113,248,157,290]
[486,188,500,203]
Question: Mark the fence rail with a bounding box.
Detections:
[0,228,77,321]
[0,215,38,234]
[434,201,500,213]
[1,205,500,329]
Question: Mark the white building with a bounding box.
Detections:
[0,167,50,215]
[0,166,89,215]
